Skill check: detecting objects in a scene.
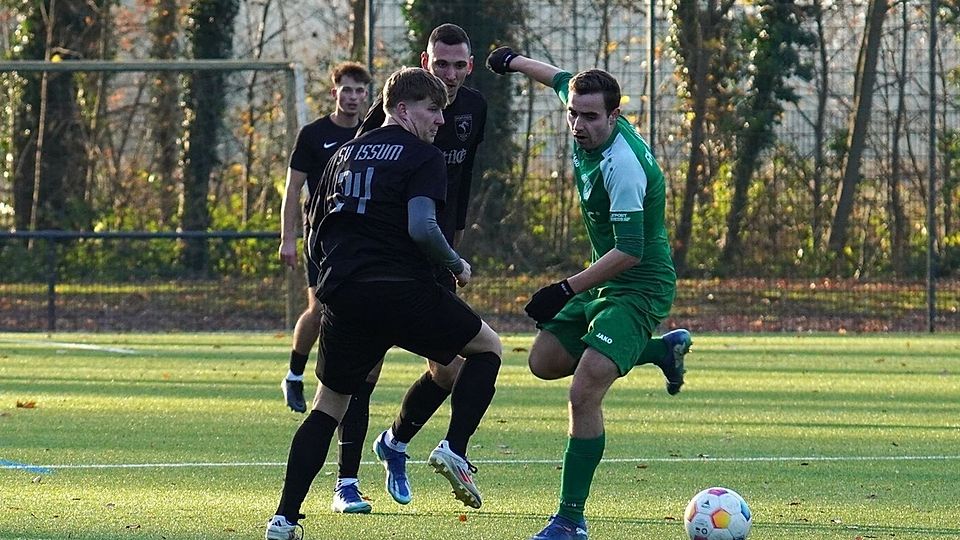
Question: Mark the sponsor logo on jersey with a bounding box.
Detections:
[444,148,467,165]
[595,332,614,344]
[323,141,338,149]
[455,114,473,142]
[610,212,630,222]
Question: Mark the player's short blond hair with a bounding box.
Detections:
[382,67,448,112]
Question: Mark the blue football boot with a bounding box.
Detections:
[659,328,692,395]
[372,431,412,504]
[529,514,588,540]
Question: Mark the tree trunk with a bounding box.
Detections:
[150,0,181,227]
[828,0,889,259]
[888,0,908,276]
[182,0,239,272]
[350,0,366,62]
[720,126,765,271]
[11,0,99,232]
[671,0,734,276]
[811,0,828,253]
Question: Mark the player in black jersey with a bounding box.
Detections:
[278,62,371,417]
[264,67,502,540]
[319,22,490,516]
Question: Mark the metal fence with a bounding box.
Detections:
[2,2,960,333]
[2,231,959,333]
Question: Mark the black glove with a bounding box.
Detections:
[524,279,575,323]
[486,46,521,74]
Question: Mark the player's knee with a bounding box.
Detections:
[463,321,502,358]
[529,354,560,380]
[478,327,502,357]
[568,383,603,413]
[428,358,462,390]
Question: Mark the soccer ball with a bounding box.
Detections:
[684,486,752,540]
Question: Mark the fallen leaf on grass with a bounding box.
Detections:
[16,401,36,409]
[458,514,467,522]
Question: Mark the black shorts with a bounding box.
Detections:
[316,280,482,394]
[303,219,320,288]
[304,248,320,288]
[433,266,456,293]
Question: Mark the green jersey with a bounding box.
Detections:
[553,71,676,294]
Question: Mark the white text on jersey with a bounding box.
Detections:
[355,143,404,161]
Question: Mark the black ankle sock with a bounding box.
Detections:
[391,371,451,443]
[445,352,500,457]
[289,350,309,376]
[337,381,375,479]
[276,410,338,519]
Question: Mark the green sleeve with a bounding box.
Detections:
[552,71,573,106]
[612,212,645,261]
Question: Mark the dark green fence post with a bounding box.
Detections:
[45,236,57,332]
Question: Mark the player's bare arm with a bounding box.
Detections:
[565,249,639,293]
[279,167,308,268]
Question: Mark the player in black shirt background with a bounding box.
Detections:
[265,67,502,540]
[277,62,371,419]
[324,22,491,516]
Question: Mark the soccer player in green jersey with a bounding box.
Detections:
[487,47,693,540]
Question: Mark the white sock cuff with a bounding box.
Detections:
[385,428,407,452]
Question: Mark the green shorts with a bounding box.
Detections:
[539,285,674,376]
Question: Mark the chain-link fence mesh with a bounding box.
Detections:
[2,1,960,332]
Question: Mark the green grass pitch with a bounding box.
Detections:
[1,332,958,539]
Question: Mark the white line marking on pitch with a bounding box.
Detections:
[5,455,960,471]
[0,338,137,355]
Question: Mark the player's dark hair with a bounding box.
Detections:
[570,69,621,114]
[331,61,372,85]
[383,67,448,111]
[428,23,471,53]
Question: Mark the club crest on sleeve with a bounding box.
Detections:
[455,114,473,142]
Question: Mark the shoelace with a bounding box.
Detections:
[337,484,366,501]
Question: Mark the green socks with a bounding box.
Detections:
[557,433,606,523]
[635,337,668,366]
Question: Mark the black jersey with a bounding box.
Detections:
[308,125,448,301]
[359,86,486,243]
[289,115,358,218]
